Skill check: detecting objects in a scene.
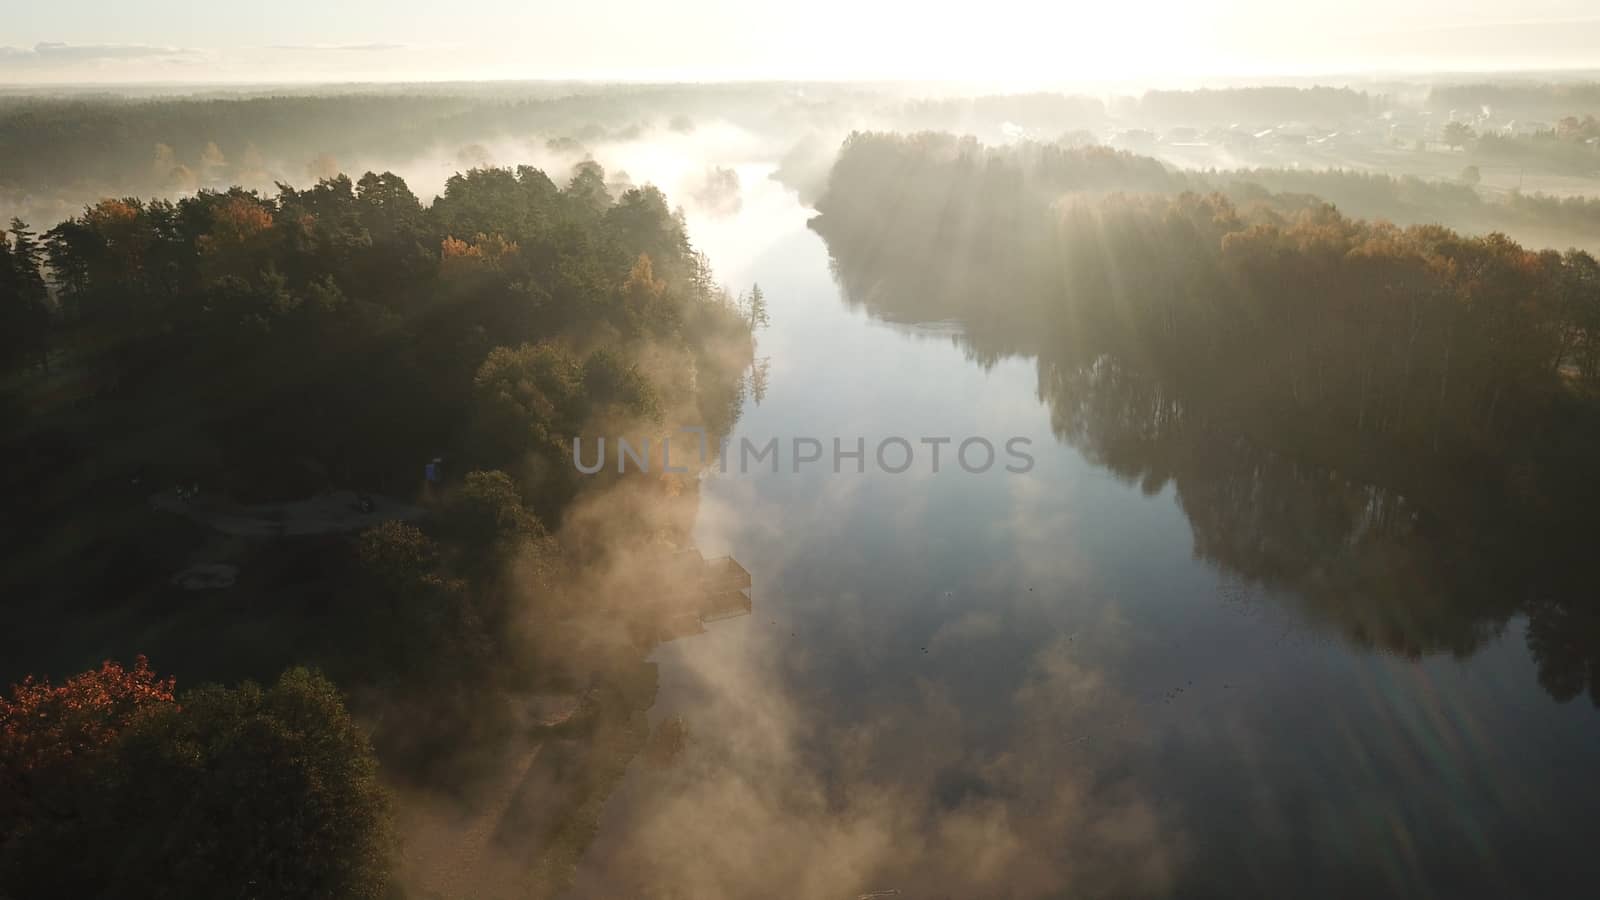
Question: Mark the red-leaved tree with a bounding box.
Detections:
[0,656,175,827]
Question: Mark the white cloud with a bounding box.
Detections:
[265,43,410,52]
[0,42,197,65]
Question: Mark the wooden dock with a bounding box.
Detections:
[658,551,753,639]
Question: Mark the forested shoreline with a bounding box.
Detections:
[5,160,752,499]
[4,81,1600,898]
[813,131,1600,686]
[10,82,1600,251]
[0,160,756,897]
[792,133,1600,248]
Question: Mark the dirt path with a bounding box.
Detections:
[150,489,426,537]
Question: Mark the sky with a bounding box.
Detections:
[3,0,1598,85]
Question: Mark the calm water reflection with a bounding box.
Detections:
[571,174,1600,898]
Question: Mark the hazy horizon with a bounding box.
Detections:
[7,1,1600,85]
[5,7,1600,899]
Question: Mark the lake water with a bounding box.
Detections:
[570,169,1600,898]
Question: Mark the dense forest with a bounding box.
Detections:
[1130,85,1380,124]
[1204,166,1600,243]
[0,84,853,227]
[5,80,1600,897]
[0,159,756,897]
[0,83,832,193]
[4,161,752,515]
[812,131,1600,693]
[1426,82,1600,120]
[10,81,1600,246]
[775,133,1600,248]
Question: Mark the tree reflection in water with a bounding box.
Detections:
[812,136,1600,705]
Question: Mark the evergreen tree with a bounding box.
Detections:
[0,220,51,374]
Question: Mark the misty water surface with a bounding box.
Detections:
[557,171,1600,898]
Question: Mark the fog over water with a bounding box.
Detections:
[551,171,1600,897]
[5,12,1600,894]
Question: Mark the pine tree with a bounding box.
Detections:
[0,232,19,372]
[745,282,769,330]
[4,219,52,373]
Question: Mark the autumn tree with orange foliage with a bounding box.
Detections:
[814,133,1600,550]
[619,253,679,335]
[0,655,174,826]
[440,231,520,271]
[1,661,390,900]
[196,193,274,254]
